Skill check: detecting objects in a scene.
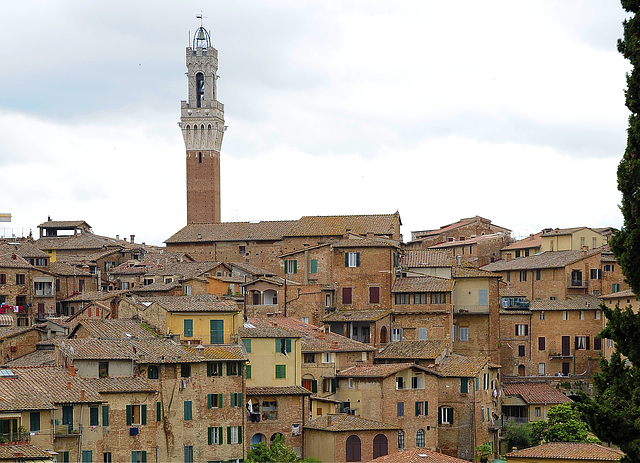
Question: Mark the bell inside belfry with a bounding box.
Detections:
[197,29,206,40]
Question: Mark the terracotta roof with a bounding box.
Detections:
[131,295,239,313]
[376,340,448,360]
[165,221,295,244]
[414,218,476,238]
[505,442,623,461]
[0,366,103,410]
[72,319,159,339]
[452,267,500,278]
[600,289,636,299]
[428,354,491,377]
[529,295,600,311]
[503,382,572,404]
[186,344,248,361]
[0,444,56,460]
[35,233,111,251]
[61,290,128,302]
[401,250,461,268]
[305,413,400,432]
[332,236,400,248]
[541,227,590,237]
[0,250,32,269]
[82,376,157,393]
[130,281,181,293]
[238,318,300,339]
[0,326,34,340]
[322,309,391,323]
[4,349,56,367]
[246,385,311,396]
[48,261,92,276]
[500,287,528,297]
[502,232,543,251]
[481,250,599,272]
[55,338,202,363]
[0,242,49,259]
[337,362,429,378]
[229,262,275,277]
[38,220,90,229]
[428,233,508,249]
[284,213,401,238]
[369,448,470,463]
[392,276,454,293]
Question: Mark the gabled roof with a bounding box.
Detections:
[428,354,492,377]
[392,276,455,293]
[238,318,300,339]
[48,261,92,276]
[61,290,128,303]
[541,227,592,237]
[0,250,32,269]
[481,249,601,272]
[505,442,623,461]
[4,348,56,367]
[70,319,158,339]
[427,232,508,249]
[0,241,49,259]
[322,309,391,323]
[332,236,401,249]
[284,213,401,238]
[54,338,202,363]
[376,340,449,361]
[502,232,543,251]
[414,218,476,238]
[246,385,311,396]
[0,444,57,460]
[452,267,500,278]
[503,382,571,405]
[500,287,528,298]
[255,317,375,353]
[304,413,400,432]
[229,262,275,277]
[401,250,461,268]
[370,448,470,463]
[337,362,431,378]
[38,220,90,229]
[165,221,296,244]
[529,295,600,311]
[600,289,636,299]
[129,295,239,313]
[81,376,157,393]
[187,344,248,361]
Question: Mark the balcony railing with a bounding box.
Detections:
[549,352,574,359]
[455,305,490,314]
[567,277,588,288]
[54,424,81,437]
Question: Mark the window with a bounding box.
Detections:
[16,274,25,285]
[563,311,569,321]
[126,404,147,425]
[275,364,287,378]
[121,282,129,290]
[516,324,528,336]
[58,452,70,463]
[246,365,252,379]
[208,426,223,445]
[285,260,297,274]
[391,328,403,341]
[369,286,380,304]
[594,337,602,350]
[346,435,361,462]
[30,411,40,432]
[301,317,309,324]
[540,311,546,320]
[575,336,590,350]
[459,327,469,341]
[345,252,360,268]
[461,378,469,393]
[412,376,423,389]
[0,274,5,284]
[431,292,446,304]
[227,426,243,444]
[518,345,525,357]
[416,429,425,447]
[418,327,427,341]
[102,405,109,426]
[184,285,192,295]
[210,319,224,344]
[604,264,615,272]
[395,293,410,305]
[239,245,245,255]
[348,378,354,389]
[398,430,405,449]
[595,310,601,320]
[342,287,353,304]
[591,268,602,280]
[303,353,315,363]
[184,400,192,420]
[242,338,252,353]
[310,259,318,273]
[535,406,542,417]
[227,362,239,376]
[90,406,99,426]
[180,363,191,378]
[439,406,454,424]
[483,373,489,390]
[230,392,243,407]
[579,310,585,320]
[479,289,488,306]
[515,250,521,258]
[323,352,333,364]
[184,445,193,463]
[612,283,621,293]
[131,452,147,463]
[581,236,586,247]
[81,451,92,463]
[415,293,427,304]
[207,393,223,408]
[539,363,546,376]
[538,337,546,351]
[415,401,428,416]
[536,269,541,280]
[155,402,161,421]
[276,338,292,354]
[34,281,53,296]
[593,237,598,249]
[207,362,223,377]
[452,325,456,342]
[397,402,404,417]
[103,452,111,463]
[507,271,511,282]
[323,378,337,393]
[520,270,527,282]
[396,376,405,390]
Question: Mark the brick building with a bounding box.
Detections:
[409,216,511,247]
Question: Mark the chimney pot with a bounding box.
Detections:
[80,389,85,401]
[130,235,135,244]
[67,381,71,390]
[505,253,512,262]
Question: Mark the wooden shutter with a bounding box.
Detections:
[184,319,193,337]
[539,337,546,351]
[126,405,133,425]
[310,259,318,273]
[141,404,147,425]
[102,405,109,427]
[227,362,232,376]
[227,426,231,444]
[311,380,318,393]
[207,362,213,376]
[356,252,360,267]
[594,337,602,350]
[238,393,243,407]
[156,402,161,421]
[183,401,192,420]
[345,253,349,267]
[286,338,292,353]
[415,402,419,416]
[207,394,213,408]
[586,336,590,350]
[525,325,529,336]
[210,319,224,344]
[230,393,236,408]
[218,393,223,407]
[218,426,223,444]
[208,427,213,445]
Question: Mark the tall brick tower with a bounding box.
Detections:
[180,20,225,224]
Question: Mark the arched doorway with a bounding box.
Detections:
[251,433,266,448]
[380,326,388,344]
[346,435,361,462]
[270,432,284,447]
[373,434,388,458]
[518,365,526,376]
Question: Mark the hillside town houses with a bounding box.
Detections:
[0,20,632,463]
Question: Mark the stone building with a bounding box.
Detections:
[409,216,511,247]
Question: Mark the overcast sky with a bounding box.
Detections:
[0,1,631,246]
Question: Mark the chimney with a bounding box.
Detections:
[581,245,588,256]
[67,381,71,390]
[116,235,120,241]
[80,389,85,401]
[130,235,135,244]
[456,255,462,266]
[505,253,512,262]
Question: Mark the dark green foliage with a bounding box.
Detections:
[530,403,600,445]
[246,434,321,463]
[502,422,533,450]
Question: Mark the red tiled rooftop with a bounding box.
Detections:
[505,442,623,461]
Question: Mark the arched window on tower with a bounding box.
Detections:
[196,72,205,108]
[198,152,202,164]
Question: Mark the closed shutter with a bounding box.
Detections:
[102,405,109,426]
[210,319,224,344]
[230,393,236,407]
[218,393,223,407]
[286,338,292,353]
[208,427,213,445]
[586,336,590,350]
[311,380,318,393]
[218,426,223,444]
[310,259,318,273]
[207,394,213,408]
[126,405,133,426]
[141,404,147,425]
[184,319,193,337]
[539,337,546,351]
[415,402,419,416]
[184,401,192,420]
[156,402,161,421]
[525,325,529,336]
[238,425,243,444]
[207,362,213,376]
[227,426,231,444]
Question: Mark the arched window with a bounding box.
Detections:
[416,429,425,448]
[398,430,405,449]
[380,326,388,344]
[373,434,388,459]
[196,72,204,107]
[518,365,526,376]
[198,152,202,164]
[346,435,361,462]
[251,433,266,448]
[270,433,284,447]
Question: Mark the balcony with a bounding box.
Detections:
[455,305,490,314]
[54,424,81,437]
[549,352,573,359]
[567,277,588,289]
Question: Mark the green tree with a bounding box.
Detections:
[246,434,321,463]
[502,422,533,450]
[578,2,640,462]
[530,403,600,446]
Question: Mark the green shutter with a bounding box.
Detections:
[286,338,292,353]
[126,405,133,426]
[276,338,281,352]
[461,378,468,393]
[415,402,419,416]
[242,339,252,353]
[476,377,479,390]
[218,426,223,444]
[141,451,147,463]
[30,412,40,432]
[293,260,297,274]
[425,401,428,415]
[156,402,161,421]
[345,253,349,267]
[450,408,454,425]
[238,425,243,444]
[184,446,190,463]
[227,426,231,445]
[227,362,232,376]
[210,319,224,344]
[207,394,213,408]
[90,406,99,426]
[356,252,360,267]
[331,378,337,392]
[184,319,193,337]
[208,427,213,445]
[438,407,442,424]
[207,362,213,376]
[238,393,243,407]
[132,451,136,463]
[219,393,223,408]
[246,365,252,379]
[184,401,192,420]
[310,259,318,273]
[102,405,109,427]
[230,393,236,407]
[141,404,147,425]
[311,380,318,393]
